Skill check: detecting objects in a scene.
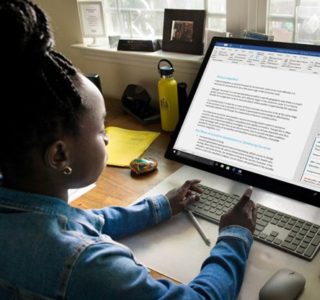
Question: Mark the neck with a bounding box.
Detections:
[2,175,69,202]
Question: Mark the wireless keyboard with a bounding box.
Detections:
[188,184,320,260]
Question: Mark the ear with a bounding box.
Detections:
[44,140,70,172]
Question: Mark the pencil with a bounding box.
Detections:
[186,209,211,246]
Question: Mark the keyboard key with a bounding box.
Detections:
[297,246,305,254]
[270,219,278,225]
[296,233,304,240]
[274,214,282,220]
[310,226,319,233]
[254,230,261,237]
[265,210,275,218]
[296,220,305,227]
[259,206,266,212]
[303,237,312,243]
[284,236,293,243]
[262,216,272,222]
[281,241,297,251]
[288,220,295,226]
[303,223,311,230]
[305,245,316,257]
[292,239,300,246]
[285,223,293,230]
[282,216,289,222]
[273,238,282,245]
[307,232,315,238]
[300,229,307,235]
[278,221,286,228]
[288,232,295,238]
[311,235,320,246]
[270,231,279,237]
[266,235,275,242]
[259,233,268,239]
[291,226,300,233]
[257,219,268,227]
[256,224,265,231]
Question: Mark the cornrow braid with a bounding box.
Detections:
[41,50,82,117]
[0,0,87,173]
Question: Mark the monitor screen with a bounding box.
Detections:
[165,37,320,207]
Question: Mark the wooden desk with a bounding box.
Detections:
[71,98,181,280]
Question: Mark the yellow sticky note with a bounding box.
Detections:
[105,126,160,167]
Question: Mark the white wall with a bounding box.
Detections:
[33,0,82,59]
[32,0,201,103]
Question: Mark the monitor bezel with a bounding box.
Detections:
[165,37,320,207]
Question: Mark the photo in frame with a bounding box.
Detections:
[162,9,206,55]
[78,1,106,38]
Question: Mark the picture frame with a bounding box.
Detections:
[162,9,206,55]
[77,1,106,38]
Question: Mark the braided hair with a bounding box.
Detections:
[0,0,86,174]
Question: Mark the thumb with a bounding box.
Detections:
[235,186,253,208]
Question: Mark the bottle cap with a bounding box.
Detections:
[158,59,174,76]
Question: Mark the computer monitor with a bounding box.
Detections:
[165,37,320,208]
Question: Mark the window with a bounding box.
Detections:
[104,0,226,39]
[267,0,320,44]
[77,0,320,46]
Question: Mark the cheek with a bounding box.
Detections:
[81,137,106,174]
[104,149,108,164]
[96,138,107,166]
[101,142,108,165]
[83,138,106,183]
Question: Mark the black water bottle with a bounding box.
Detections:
[178,82,188,119]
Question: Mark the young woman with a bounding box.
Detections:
[0,1,256,299]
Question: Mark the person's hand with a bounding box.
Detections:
[219,187,257,234]
[165,179,202,215]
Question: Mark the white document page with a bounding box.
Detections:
[68,183,96,203]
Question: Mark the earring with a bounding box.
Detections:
[63,166,72,175]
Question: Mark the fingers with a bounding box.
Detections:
[167,179,202,215]
[184,188,201,205]
[181,179,201,190]
[185,192,200,205]
[180,179,202,196]
[180,179,201,208]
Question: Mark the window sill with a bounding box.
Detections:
[71,44,203,72]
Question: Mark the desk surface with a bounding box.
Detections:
[71,99,320,297]
[71,98,181,280]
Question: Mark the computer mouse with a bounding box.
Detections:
[259,268,306,300]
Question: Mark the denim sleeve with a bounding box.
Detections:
[91,195,172,239]
[66,226,253,300]
[189,226,253,300]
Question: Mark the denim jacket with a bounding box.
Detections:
[0,187,253,300]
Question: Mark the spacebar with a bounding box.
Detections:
[192,209,221,224]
